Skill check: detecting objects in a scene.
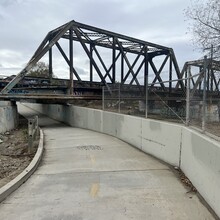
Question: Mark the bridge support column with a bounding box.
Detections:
[0,101,18,133]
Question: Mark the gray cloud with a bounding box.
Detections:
[0,0,17,7]
[0,0,203,77]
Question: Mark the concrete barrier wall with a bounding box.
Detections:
[23,103,220,217]
[181,128,220,217]
[141,119,182,166]
[0,101,18,133]
[70,106,181,166]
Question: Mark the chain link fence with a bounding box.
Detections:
[102,83,145,116]
[102,83,146,117]
[101,63,220,137]
[185,58,220,136]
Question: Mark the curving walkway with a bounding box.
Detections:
[0,104,215,219]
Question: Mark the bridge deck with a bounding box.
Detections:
[0,104,214,219]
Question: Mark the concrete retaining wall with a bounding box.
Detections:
[0,101,18,134]
[181,128,220,217]
[23,103,220,217]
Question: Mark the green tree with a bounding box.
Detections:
[185,0,220,58]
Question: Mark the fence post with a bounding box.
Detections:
[145,75,148,118]
[118,83,121,113]
[102,86,105,111]
[186,65,190,126]
[202,55,207,133]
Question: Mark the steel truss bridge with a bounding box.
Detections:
[0,20,220,103]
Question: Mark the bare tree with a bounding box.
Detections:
[28,62,56,78]
[185,0,220,59]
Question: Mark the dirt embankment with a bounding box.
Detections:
[0,115,38,188]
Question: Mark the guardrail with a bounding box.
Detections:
[28,115,39,153]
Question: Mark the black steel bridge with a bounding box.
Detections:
[0,20,220,103]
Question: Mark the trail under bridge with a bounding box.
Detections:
[0,104,214,219]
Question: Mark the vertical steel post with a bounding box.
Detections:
[199,67,202,92]
[207,66,210,93]
[49,47,53,83]
[118,83,121,113]
[169,53,172,94]
[102,86,105,111]
[145,48,148,118]
[90,44,93,85]
[112,37,116,83]
[69,28,74,95]
[210,44,214,92]
[202,56,207,132]
[186,65,190,126]
[121,53,124,83]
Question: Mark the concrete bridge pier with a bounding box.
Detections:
[0,101,18,133]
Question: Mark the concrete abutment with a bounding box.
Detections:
[0,101,18,134]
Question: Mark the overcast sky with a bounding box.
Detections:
[0,0,204,80]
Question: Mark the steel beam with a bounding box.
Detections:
[73,27,110,91]
[61,35,148,55]
[149,59,166,91]
[1,21,73,94]
[92,46,113,82]
[151,54,169,86]
[121,53,124,83]
[90,44,93,84]
[69,28,74,95]
[73,21,169,50]
[123,47,145,84]
[190,71,204,97]
[169,54,172,93]
[112,37,116,83]
[1,20,187,96]
[116,38,141,88]
[129,58,145,85]
[170,49,185,92]
[145,49,149,118]
[55,42,82,82]
[103,51,121,81]
[49,47,53,83]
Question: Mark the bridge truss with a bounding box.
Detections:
[1,20,185,95]
[180,59,220,97]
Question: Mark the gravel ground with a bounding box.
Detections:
[0,116,38,188]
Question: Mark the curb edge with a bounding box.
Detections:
[0,129,44,203]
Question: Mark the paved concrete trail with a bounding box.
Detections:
[0,104,215,219]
